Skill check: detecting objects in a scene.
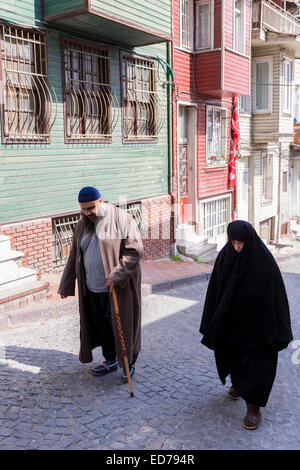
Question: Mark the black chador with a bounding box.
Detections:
[200,221,293,415]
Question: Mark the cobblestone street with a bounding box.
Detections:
[0,257,299,450]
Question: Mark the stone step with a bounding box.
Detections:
[195,247,218,264]
[0,265,37,295]
[0,249,24,264]
[0,235,11,253]
[0,234,49,314]
[177,239,216,256]
[177,240,218,262]
[176,240,199,255]
[0,280,49,316]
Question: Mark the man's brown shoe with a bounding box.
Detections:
[243,402,262,430]
[228,386,239,400]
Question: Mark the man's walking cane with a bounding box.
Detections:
[111,286,134,397]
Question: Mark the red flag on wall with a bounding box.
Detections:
[228,97,240,188]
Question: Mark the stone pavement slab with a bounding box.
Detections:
[0,258,299,450]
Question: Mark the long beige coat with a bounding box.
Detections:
[58,203,143,367]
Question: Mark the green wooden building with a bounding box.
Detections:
[0,0,173,271]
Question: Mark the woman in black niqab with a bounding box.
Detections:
[199,220,293,429]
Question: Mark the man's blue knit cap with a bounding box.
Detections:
[78,186,101,203]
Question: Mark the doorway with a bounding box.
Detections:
[177,104,197,227]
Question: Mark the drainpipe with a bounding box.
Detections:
[166,39,176,251]
[167,40,173,193]
[276,144,282,243]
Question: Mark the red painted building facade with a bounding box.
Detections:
[172,0,251,250]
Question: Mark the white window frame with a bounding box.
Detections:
[200,194,232,241]
[261,153,273,204]
[233,0,245,54]
[180,0,194,51]
[253,57,273,114]
[206,105,227,166]
[283,57,292,115]
[195,0,214,51]
[239,95,251,114]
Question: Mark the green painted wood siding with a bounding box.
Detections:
[90,0,171,35]
[44,0,84,17]
[44,0,171,36]
[53,13,166,47]
[0,0,42,25]
[0,31,169,223]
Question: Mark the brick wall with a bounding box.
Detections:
[1,218,53,273]
[141,194,174,260]
[0,195,174,273]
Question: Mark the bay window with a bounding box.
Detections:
[196,1,213,50]
[234,0,245,54]
[283,58,292,114]
[254,58,272,114]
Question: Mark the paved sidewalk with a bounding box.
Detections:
[1,237,299,331]
[43,259,213,302]
[37,236,300,304]
[0,259,212,331]
[0,266,299,450]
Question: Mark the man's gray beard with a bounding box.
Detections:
[82,204,106,234]
[82,215,99,234]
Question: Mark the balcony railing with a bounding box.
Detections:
[253,0,300,36]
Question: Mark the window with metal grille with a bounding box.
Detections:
[116,201,145,236]
[52,213,80,267]
[62,39,118,143]
[121,54,158,143]
[52,204,144,267]
[202,196,231,240]
[1,24,54,143]
[206,106,227,166]
[180,0,193,50]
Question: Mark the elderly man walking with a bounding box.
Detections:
[58,187,143,381]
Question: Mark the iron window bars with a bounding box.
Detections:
[52,213,80,268]
[116,201,145,236]
[62,39,118,143]
[52,202,144,267]
[206,106,228,166]
[181,0,193,50]
[0,23,57,144]
[121,54,158,143]
[202,196,231,240]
